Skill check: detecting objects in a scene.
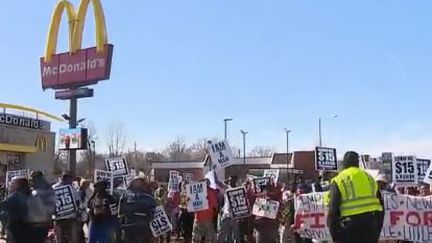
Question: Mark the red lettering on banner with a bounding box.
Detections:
[294,214,308,230]
[390,211,403,225]
[424,212,432,225]
[310,213,325,228]
[406,211,421,226]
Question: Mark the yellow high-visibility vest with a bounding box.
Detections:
[331,167,382,217]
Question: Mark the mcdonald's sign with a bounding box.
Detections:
[35,134,49,153]
[40,0,113,90]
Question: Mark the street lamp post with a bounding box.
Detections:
[240,130,247,165]
[318,115,338,147]
[224,118,233,140]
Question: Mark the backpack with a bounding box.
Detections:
[27,189,56,224]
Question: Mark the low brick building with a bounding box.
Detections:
[151,150,318,184]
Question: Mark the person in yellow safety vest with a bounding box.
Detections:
[327,151,384,243]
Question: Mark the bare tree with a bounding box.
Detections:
[106,122,128,158]
[248,146,275,157]
[163,137,192,161]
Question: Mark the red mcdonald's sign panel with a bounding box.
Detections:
[40,0,113,90]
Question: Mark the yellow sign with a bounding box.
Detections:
[44,0,108,62]
[35,134,48,153]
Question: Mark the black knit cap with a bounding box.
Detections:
[343,151,359,168]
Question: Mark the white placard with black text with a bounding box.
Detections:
[186,181,209,212]
[315,147,338,171]
[392,156,417,185]
[252,198,280,219]
[105,157,129,176]
[54,185,77,218]
[6,169,29,188]
[207,140,234,169]
[150,205,173,237]
[94,170,114,194]
[263,169,279,183]
[226,187,250,219]
[416,159,431,184]
[168,171,180,192]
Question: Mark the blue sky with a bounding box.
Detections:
[1,0,431,157]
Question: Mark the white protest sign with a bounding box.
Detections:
[168,171,180,192]
[184,173,194,184]
[226,187,250,219]
[186,181,209,212]
[392,156,417,185]
[263,169,279,183]
[6,169,29,188]
[416,159,431,184]
[252,198,280,219]
[54,185,77,218]
[294,192,331,241]
[204,171,218,190]
[253,177,270,194]
[423,162,432,185]
[150,205,173,237]
[315,147,337,171]
[94,170,114,194]
[105,157,129,176]
[207,140,233,169]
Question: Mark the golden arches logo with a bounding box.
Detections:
[44,0,108,62]
[35,134,48,152]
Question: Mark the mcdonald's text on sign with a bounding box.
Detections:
[40,0,113,90]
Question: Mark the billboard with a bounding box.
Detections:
[40,0,113,90]
[59,128,88,150]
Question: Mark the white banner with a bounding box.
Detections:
[252,198,280,219]
[150,205,173,237]
[6,169,29,188]
[226,187,250,219]
[54,185,77,218]
[94,170,114,194]
[263,169,279,183]
[392,156,417,185]
[315,147,338,171]
[168,171,180,192]
[207,140,233,169]
[105,157,129,176]
[294,192,432,242]
[186,182,209,212]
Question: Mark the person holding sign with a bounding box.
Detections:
[327,151,384,243]
[88,181,118,243]
[0,177,32,243]
[216,176,241,243]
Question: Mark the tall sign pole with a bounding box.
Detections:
[40,0,114,176]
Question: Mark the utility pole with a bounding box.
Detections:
[134,141,138,165]
[68,97,77,176]
[240,130,248,165]
[284,128,291,182]
[318,117,322,147]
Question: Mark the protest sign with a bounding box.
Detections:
[392,156,417,185]
[416,159,431,184]
[150,205,173,237]
[423,162,432,185]
[226,187,250,219]
[105,157,129,176]
[186,181,209,212]
[6,169,29,188]
[207,140,233,169]
[94,170,114,194]
[54,185,77,218]
[168,171,180,192]
[252,198,280,219]
[263,169,279,183]
[293,191,432,242]
[315,147,337,171]
[253,177,270,194]
[294,192,331,241]
[184,173,194,184]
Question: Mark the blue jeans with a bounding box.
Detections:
[89,221,115,243]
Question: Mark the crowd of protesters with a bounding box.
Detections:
[0,157,431,243]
